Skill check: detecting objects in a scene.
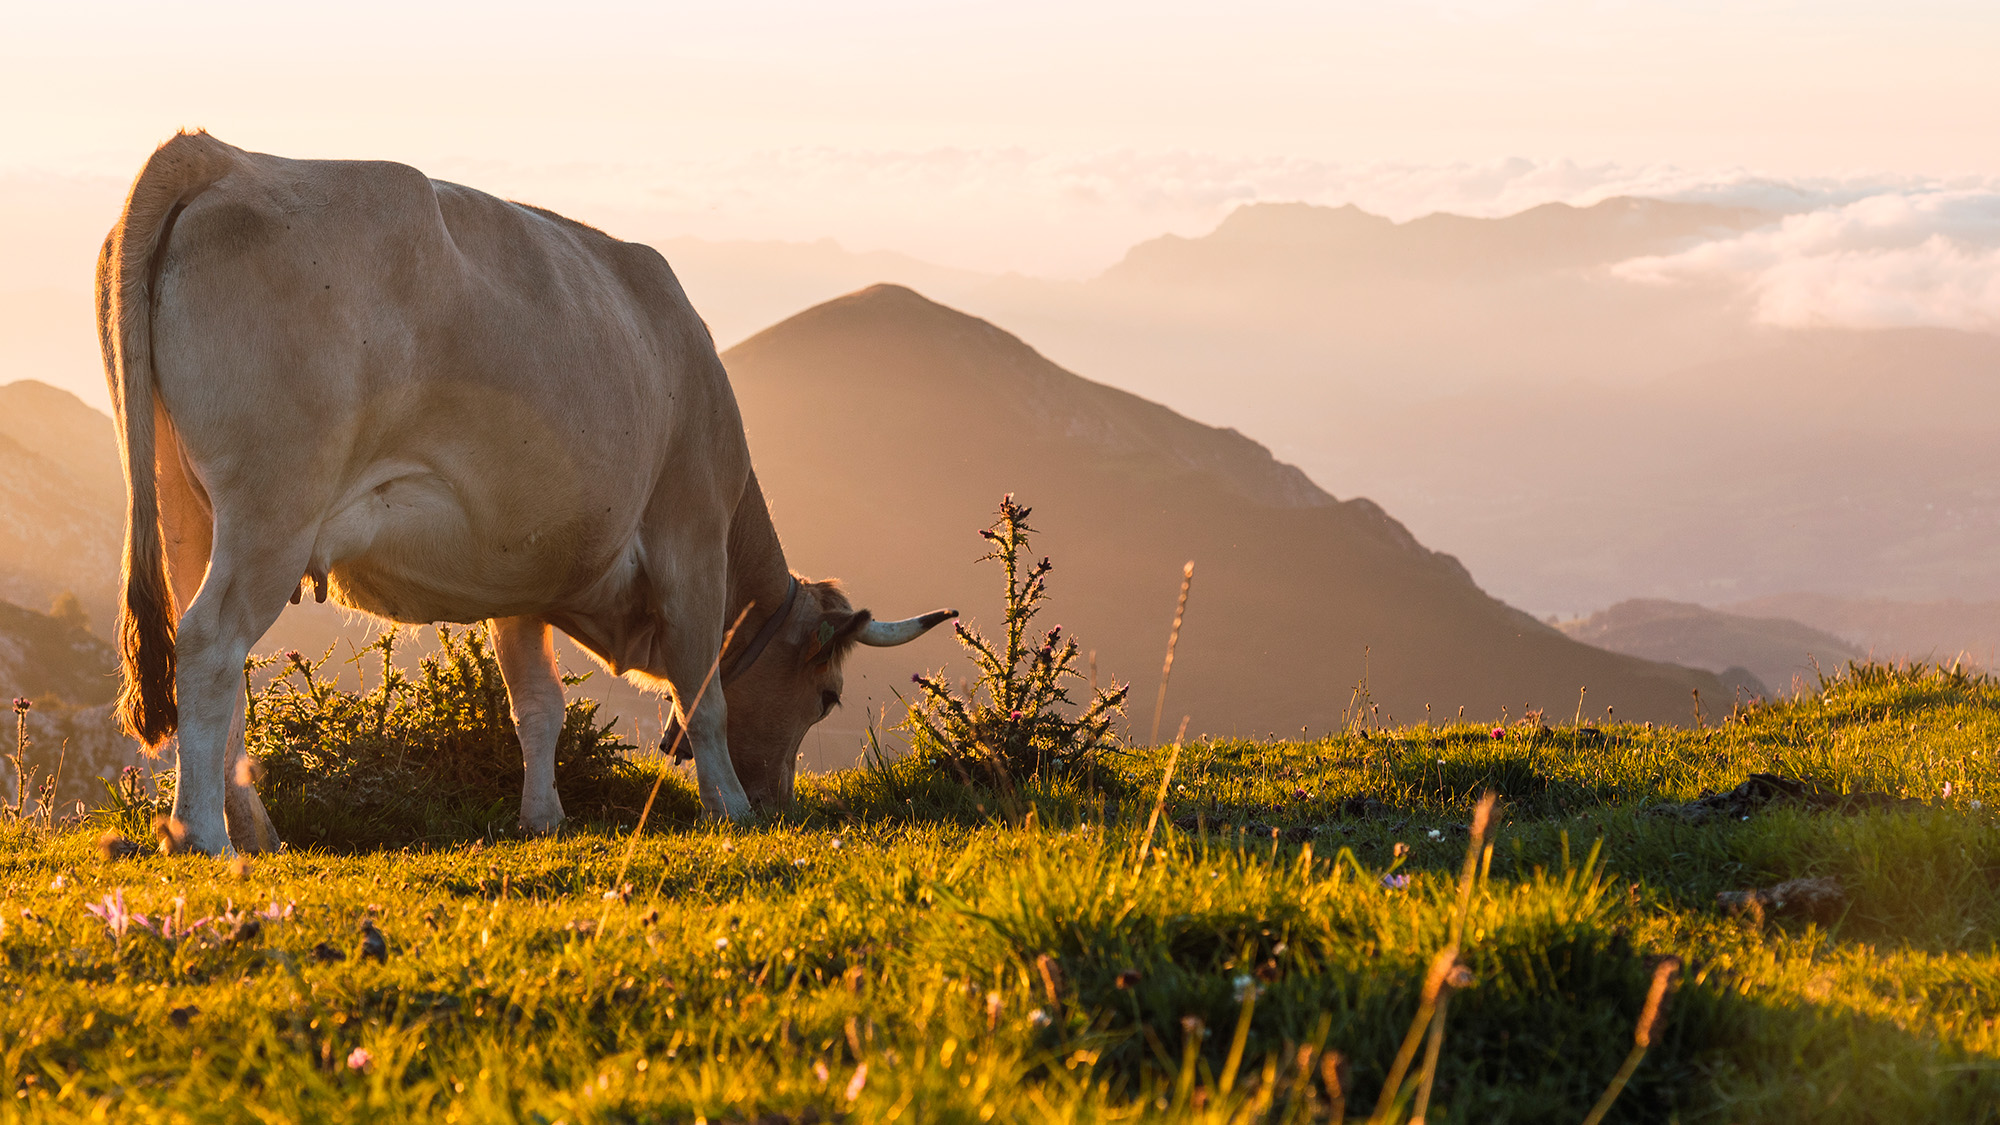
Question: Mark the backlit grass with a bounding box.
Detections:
[3,662,1999,1122]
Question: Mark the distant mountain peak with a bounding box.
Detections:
[1106,195,1767,284]
[730,284,1339,512]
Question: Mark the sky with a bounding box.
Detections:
[7,1,2000,407]
[8,1,2000,268]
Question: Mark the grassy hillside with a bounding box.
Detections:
[3,662,1997,1121]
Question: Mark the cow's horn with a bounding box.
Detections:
[857,609,958,647]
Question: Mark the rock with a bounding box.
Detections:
[1717,876,1846,923]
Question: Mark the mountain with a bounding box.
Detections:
[1726,593,2000,670]
[0,596,116,707]
[1317,327,2000,615]
[724,284,1721,742]
[1557,599,1864,701]
[648,236,990,350]
[0,596,135,808]
[20,191,2000,625]
[1103,197,1766,285]
[0,380,122,631]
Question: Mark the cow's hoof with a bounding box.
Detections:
[517,817,566,838]
[701,799,755,824]
[156,815,234,857]
[228,817,282,855]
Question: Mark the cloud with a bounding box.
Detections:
[1614,189,2000,333]
[419,147,1998,278]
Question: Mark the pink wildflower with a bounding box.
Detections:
[84,889,137,940]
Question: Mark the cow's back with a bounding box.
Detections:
[148,139,745,624]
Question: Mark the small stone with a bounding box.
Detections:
[359,921,388,962]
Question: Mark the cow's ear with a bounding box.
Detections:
[804,609,874,666]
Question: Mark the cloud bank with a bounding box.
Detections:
[1614,189,2000,334]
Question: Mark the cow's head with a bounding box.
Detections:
[718,578,954,808]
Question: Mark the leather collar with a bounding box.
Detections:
[721,575,801,685]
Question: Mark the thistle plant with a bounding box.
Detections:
[906,495,1128,780]
[5,697,29,819]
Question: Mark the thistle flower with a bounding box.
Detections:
[1382,873,1411,890]
[10,697,28,713]
[1491,727,1504,739]
[346,1047,373,1072]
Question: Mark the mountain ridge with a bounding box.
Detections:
[724,283,1720,740]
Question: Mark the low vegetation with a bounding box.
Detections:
[241,628,662,850]
[2,661,1998,1122]
[906,495,1130,782]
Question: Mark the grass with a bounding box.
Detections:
[3,662,1999,1121]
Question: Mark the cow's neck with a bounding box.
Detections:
[727,471,795,643]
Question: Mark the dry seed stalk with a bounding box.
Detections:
[1369,946,1459,1124]
[1134,716,1189,873]
[1579,957,1683,1125]
[1150,562,1194,746]
[1322,1050,1348,1124]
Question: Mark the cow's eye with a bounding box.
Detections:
[820,689,841,715]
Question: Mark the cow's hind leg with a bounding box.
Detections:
[156,422,282,854]
[493,617,567,833]
[166,521,311,856]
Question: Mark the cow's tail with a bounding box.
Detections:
[98,130,233,750]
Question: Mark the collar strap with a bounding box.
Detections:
[722,576,801,685]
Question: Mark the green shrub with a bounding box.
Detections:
[244,626,652,849]
[905,495,1129,783]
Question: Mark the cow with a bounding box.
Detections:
[97,131,955,857]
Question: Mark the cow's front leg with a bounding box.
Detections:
[493,616,567,834]
[653,612,752,822]
[679,678,752,822]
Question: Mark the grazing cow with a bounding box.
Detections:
[97,131,955,856]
